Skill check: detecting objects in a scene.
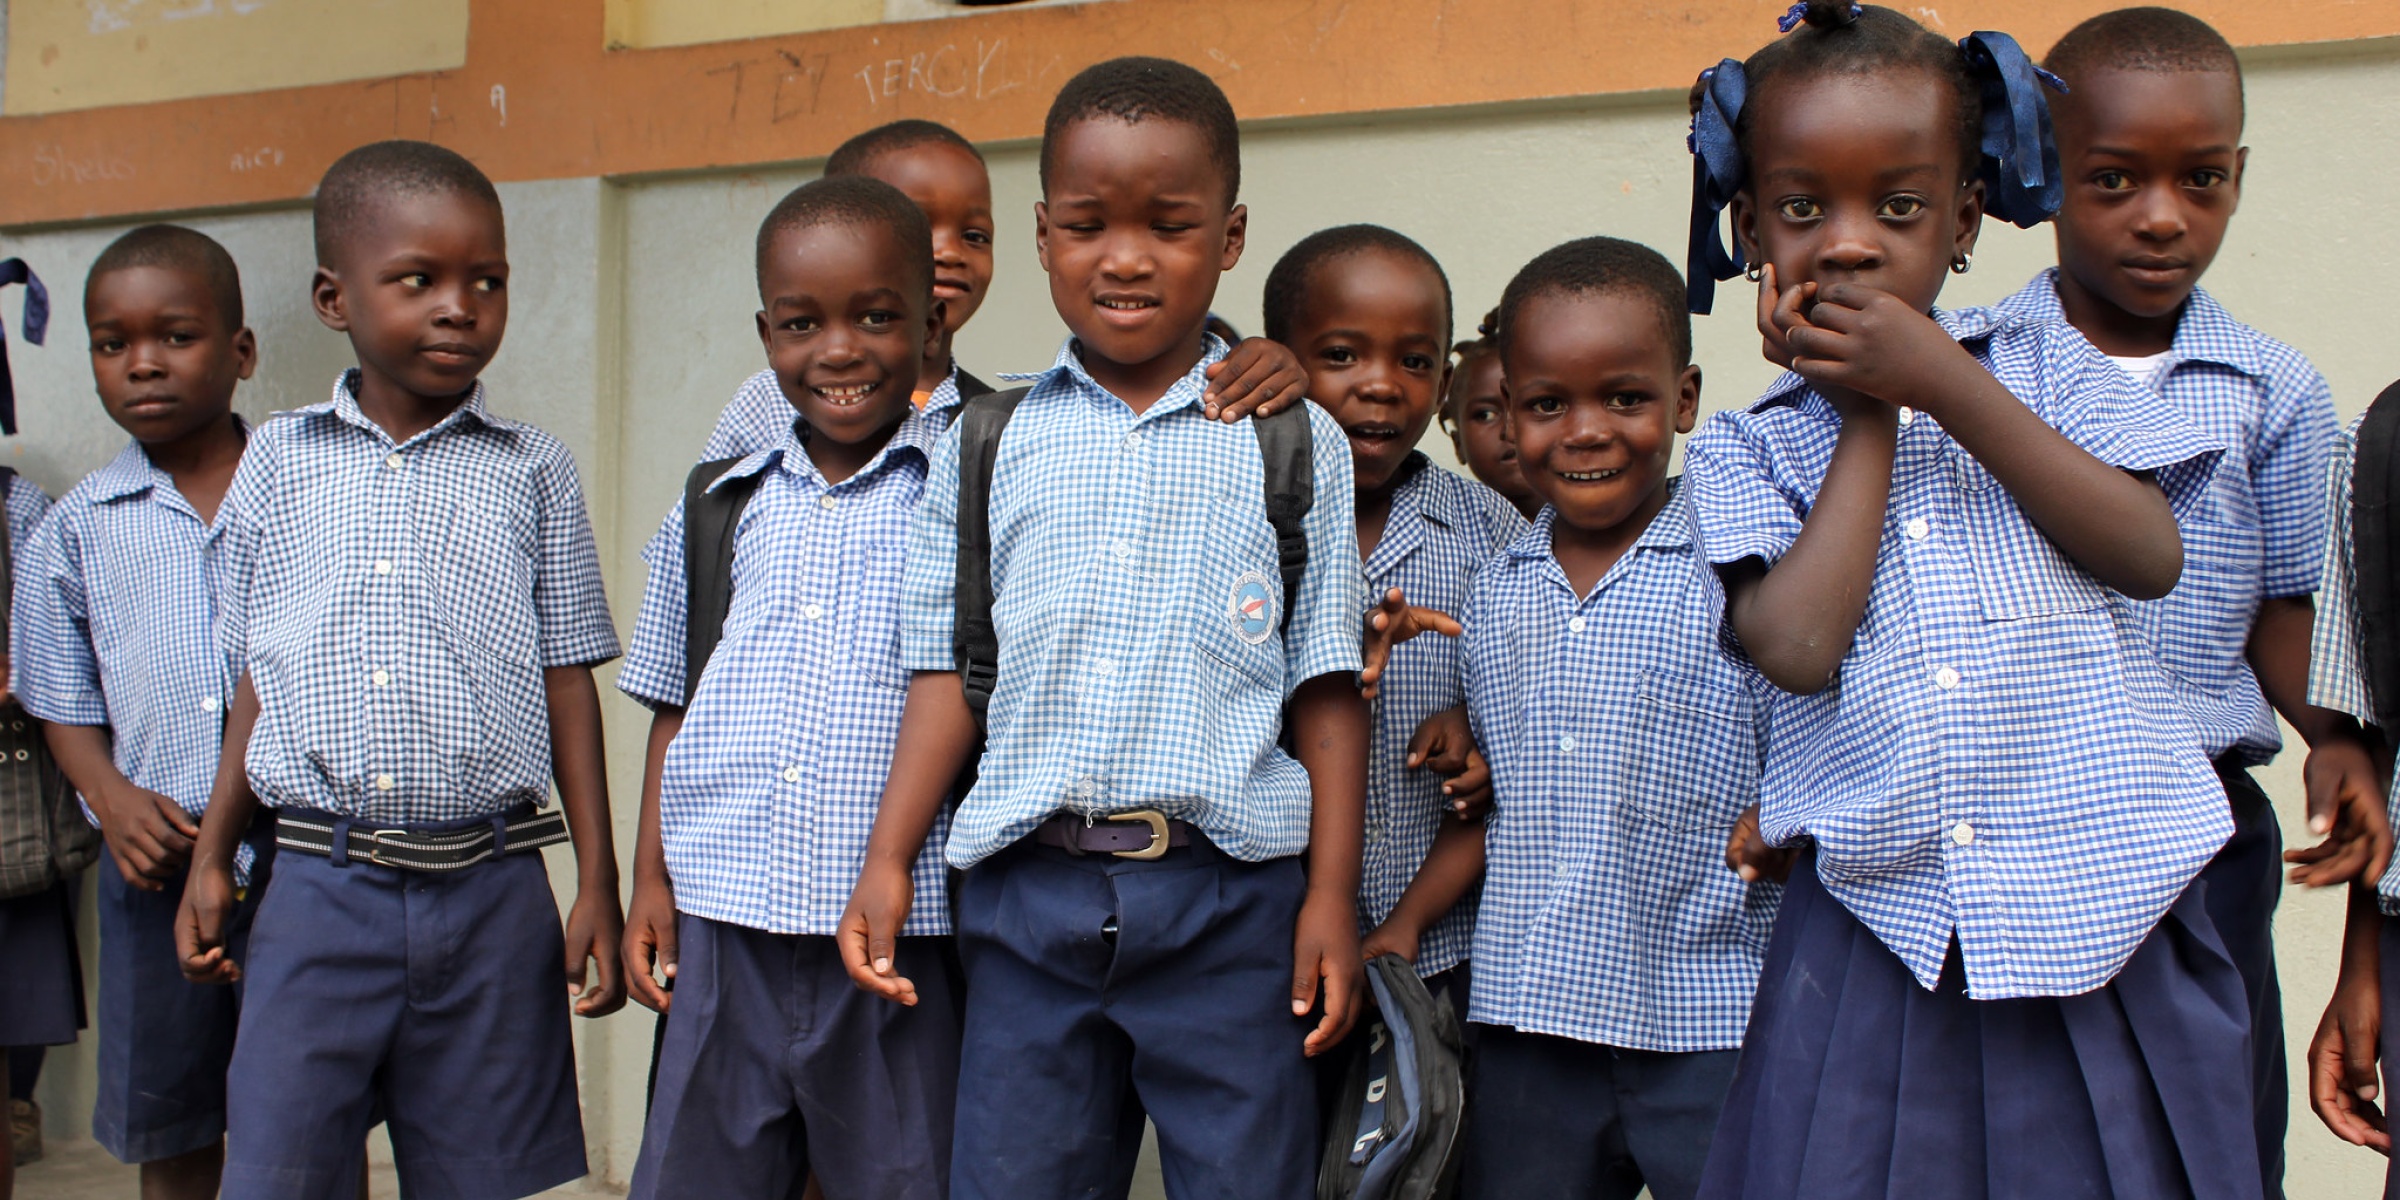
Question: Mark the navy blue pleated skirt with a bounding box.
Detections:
[0,879,86,1047]
[1698,853,2259,1200]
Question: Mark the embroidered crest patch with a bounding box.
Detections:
[1229,570,1276,645]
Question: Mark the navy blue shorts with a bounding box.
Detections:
[0,877,83,1047]
[631,916,960,1200]
[2203,761,2285,1197]
[2377,913,2400,1200]
[951,838,1318,1200]
[1463,1025,1735,1200]
[1698,852,2258,1200]
[95,845,268,1163]
[221,829,585,1200]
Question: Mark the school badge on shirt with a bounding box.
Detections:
[1230,570,1276,645]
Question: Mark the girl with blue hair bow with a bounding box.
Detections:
[1679,3,2263,1197]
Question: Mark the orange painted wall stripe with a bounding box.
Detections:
[2,0,2393,228]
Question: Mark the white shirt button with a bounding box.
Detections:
[818,494,837,510]
[1095,658,1117,675]
[1906,517,1930,541]
[803,603,824,621]
[374,773,396,791]
[1558,734,1577,753]
[200,696,220,713]
[384,453,404,470]
[781,765,802,784]
[1934,666,1961,691]
[1568,617,1587,634]
[1951,820,1976,846]
[1112,540,1134,560]
[1121,433,1141,452]
[1899,407,1916,427]
[374,559,393,575]
[371,669,391,688]
[1078,777,1100,798]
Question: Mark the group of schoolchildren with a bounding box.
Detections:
[3,3,2400,1199]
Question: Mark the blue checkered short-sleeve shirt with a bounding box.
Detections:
[2302,416,2400,913]
[619,408,953,936]
[901,337,1365,868]
[1684,306,2230,1000]
[1357,458,1523,977]
[216,373,621,823]
[1465,491,1777,1050]
[1996,272,2337,763]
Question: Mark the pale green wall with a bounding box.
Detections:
[4,35,2395,1196]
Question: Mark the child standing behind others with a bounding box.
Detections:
[1440,314,1540,521]
[1260,225,1524,1003]
[176,140,626,1200]
[14,226,255,1200]
[618,177,961,1200]
[1681,5,2256,1196]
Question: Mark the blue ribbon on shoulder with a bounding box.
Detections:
[0,260,48,436]
[1958,31,2069,228]
[1684,59,1748,315]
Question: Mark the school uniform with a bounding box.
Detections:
[900,335,1363,1200]
[1357,456,1523,992]
[700,364,983,461]
[1459,492,1775,1200]
[13,432,269,1164]
[1683,305,2261,1199]
[618,405,959,1200]
[0,473,81,1053]
[213,372,620,1200]
[1999,272,2336,1197]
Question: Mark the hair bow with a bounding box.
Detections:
[1684,59,1748,315]
[1958,31,2069,227]
[0,260,48,436]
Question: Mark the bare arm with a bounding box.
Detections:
[545,664,624,1017]
[1287,671,1369,1056]
[841,670,980,1003]
[176,673,263,983]
[1362,819,1485,964]
[42,721,198,889]
[625,706,684,1012]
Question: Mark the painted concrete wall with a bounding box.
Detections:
[6,36,2397,1196]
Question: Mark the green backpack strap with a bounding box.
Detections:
[952,387,1033,728]
[1251,402,1314,631]
[680,456,764,708]
[2354,379,2400,732]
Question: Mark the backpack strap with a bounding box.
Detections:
[1251,403,1314,631]
[953,387,1033,727]
[680,456,764,708]
[954,366,996,402]
[2355,379,2400,731]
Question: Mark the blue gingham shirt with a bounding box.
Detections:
[1997,272,2336,764]
[1465,491,1777,1050]
[619,408,953,935]
[1684,305,2230,1000]
[216,373,621,823]
[2302,416,2400,912]
[902,336,1364,868]
[2,471,53,677]
[701,366,964,462]
[1359,458,1523,977]
[15,435,245,827]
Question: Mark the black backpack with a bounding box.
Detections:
[2352,378,2400,733]
[0,465,99,899]
[1317,954,1469,1200]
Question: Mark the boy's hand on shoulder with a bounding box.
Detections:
[840,858,922,1006]
[93,782,201,891]
[2290,732,2396,889]
[564,887,626,1018]
[1725,803,1797,885]
[1361,588,1464,703]
[1405,704,1491,820]
[623,875,679,1014]
[1294,887,1363,1057]
[1203,337,1309,422]
[175,863,242,985]
[2310,961,2391,1151]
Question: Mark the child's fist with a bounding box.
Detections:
[1725,803,1796,885]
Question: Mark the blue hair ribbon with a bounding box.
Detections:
[1958,31,2069,227]
[1684,59,1748,315]
[1778,2,1863,33]
[0,259,48,437]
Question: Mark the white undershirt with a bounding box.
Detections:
[2106,351,2174,390]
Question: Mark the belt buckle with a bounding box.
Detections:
[359,828,401,868]
[1104,810,1170,861]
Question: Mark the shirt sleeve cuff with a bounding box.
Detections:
[541,623,625,668]
[901,625,954,673]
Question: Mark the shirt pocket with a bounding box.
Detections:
[1951,451,2110,620]
[427,498,541,668]
[1623,670,1758,832]
[1191,496,1286,696]
[849,541,911,691]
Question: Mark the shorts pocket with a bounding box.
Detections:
[1953,452,2110,620]
[1624,670,1758,832]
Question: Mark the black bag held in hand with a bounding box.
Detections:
[1318,954,1468,1200]
[0,465,100,898]
[2353,379,2400,734]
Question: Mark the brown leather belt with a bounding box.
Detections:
[1032,809,1194,860]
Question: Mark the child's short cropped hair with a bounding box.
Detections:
[1039,56,1239,203]
[2045,7,2242,102]
[1259,223,1453,347]
[312,139,500,267]
[825,119,985,176]
[1496,237,1691,367]
[87,223,244,329]
[753,175,934,297]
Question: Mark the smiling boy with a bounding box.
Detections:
[839,58,1368,1199]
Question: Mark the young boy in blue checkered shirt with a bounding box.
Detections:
[616,176,960,1200]
[1993,14,2372,1192]
[1257,224,1524,1005]
[14,225,255,1200]
[173,140,626,1200]
[841,57,1370,1199]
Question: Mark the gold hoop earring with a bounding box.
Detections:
[1950,252,1973,275]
